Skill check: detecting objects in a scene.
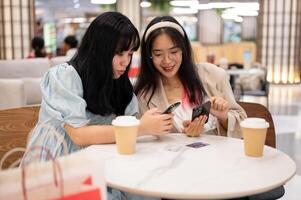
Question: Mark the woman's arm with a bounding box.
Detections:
[64,109,173,146]
[197,63,246,137]
[139,108,173,135]
[210,96,229,131]
[216,70,247,138]
[64,124,115,146]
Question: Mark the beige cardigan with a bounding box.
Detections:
[137,63,247,138]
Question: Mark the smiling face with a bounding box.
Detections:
[112,50,133,79]
[151,33,182,79]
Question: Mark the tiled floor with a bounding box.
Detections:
[241,84,301,199]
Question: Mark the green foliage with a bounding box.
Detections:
[149,0,171,14]
[99,4,116,11]
[243,37,256,42]
[215,8,226,15]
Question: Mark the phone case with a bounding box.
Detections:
[162,102,181,114]
[191,101,211,122]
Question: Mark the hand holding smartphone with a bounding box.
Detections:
[162,102,181,114]
[191,101,211,123]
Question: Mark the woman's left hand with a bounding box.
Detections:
[183,115,207,137]
[209,96,229,122]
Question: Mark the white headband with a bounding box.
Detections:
[144,21,185,42]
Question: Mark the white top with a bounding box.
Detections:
[66,48,77,58]
[88,134,296,199]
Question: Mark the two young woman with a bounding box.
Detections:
[25,13,245,160]
[23,11,247,200]
[24,12,173,161]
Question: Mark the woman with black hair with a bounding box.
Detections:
[27,36,46,58]
[134,16,246,138]
[24,12,173,162]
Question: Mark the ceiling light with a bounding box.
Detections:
[221,13,237,20]
[221,14,243,23]
[195,4,211,10]
[233,3,259,11]
[140,1,151,8]
[170,0,199,7]
[73,17,86,23]
[74,3,80,8]
[91,0,116,5]
[172,7,198,14]
[224,8,258,17]
[208,2,235,9]
[234,16,243,23]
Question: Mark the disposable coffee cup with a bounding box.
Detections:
[112,116,140,155]
[240,118,269,157]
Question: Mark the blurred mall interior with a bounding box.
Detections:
[0,0,301,199]
[1,0,300,83]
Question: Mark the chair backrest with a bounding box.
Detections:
[0,106,40,169]
[50,56,69,67]
[238,102,275,148]
[0,79,26,109]
[0,58,50,78]
[23,77,42,105]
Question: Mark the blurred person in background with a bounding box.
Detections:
[27,36,46,58]
[61,35,78,58]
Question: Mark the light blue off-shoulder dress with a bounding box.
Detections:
[25,63,139,160]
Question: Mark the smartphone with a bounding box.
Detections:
[191,101,211,122]
[186,142,209,148]
[162,102,181,114]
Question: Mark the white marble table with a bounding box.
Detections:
[88,134,296,199]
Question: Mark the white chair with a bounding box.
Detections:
[0,79,26,109]
[0,58,48,108]
[50,56,69,67]
[23,78,42,105]
[0,58,50,78]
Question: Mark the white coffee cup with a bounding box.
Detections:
[112,116,140,155]
[240,118,269,157]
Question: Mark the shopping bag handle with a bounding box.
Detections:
[21,146,63,200]
[0,147,26,169]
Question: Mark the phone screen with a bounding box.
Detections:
[186,142,209,148]
[162,102,181,114]
[191,101,211,122]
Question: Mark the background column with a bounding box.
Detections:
[0,0,35,60]
[257,0,301,84]
[116,0,141,32]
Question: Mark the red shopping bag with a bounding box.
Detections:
[24,175,102,200]
[0,146,105,200]
[59,176,100,200]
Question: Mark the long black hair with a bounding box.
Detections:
[31,36,46,58]
[134,16,205,106]
[70,12,140,115]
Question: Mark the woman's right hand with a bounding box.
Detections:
[183,115,207,137]
[139,108,173,136]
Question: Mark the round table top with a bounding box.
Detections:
[88,134,296,199]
